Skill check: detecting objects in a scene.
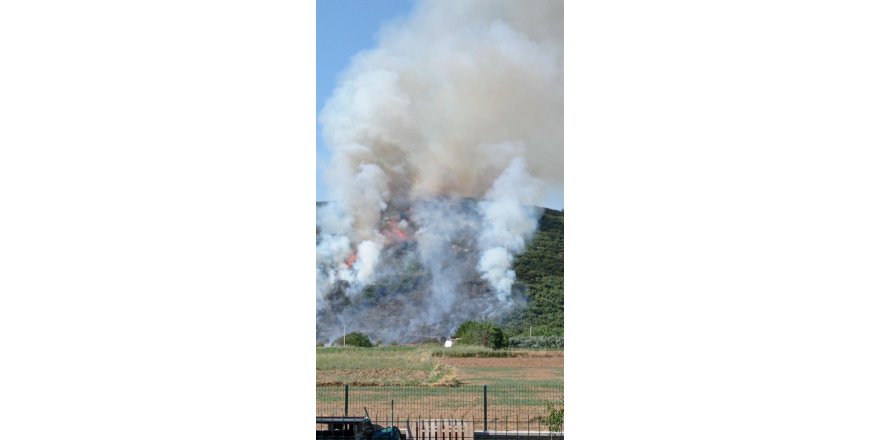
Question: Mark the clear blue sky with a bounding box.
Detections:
[316,0,416,202]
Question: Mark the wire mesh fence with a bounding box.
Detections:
[317,384,563,436]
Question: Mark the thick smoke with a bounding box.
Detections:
[477,157,544,300]
[316,0,562,344]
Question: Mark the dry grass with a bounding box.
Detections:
[316,346,432,370]
[316,345,562,387]
[316,345,564,431]
[316,345,458,386]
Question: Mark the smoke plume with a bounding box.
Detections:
[317,0,562,344]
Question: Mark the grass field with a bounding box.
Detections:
[316,345,563,430]
[316,345,563,387]
[316,345,458,386]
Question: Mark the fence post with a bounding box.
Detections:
[483,384,488,432]
[344,384,349,416]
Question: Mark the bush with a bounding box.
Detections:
[534,402,564,431]
[453,321,508,349]
[334,331,372,347]
[508,335,564,349]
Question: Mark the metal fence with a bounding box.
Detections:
[316,384,563,436]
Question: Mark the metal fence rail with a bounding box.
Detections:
[317,384,563,433]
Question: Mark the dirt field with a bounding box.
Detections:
[437,352,563,386]
[438,354,563,368]
[317,368,432,386]
[316,346,563,430]
[316,346,563,387]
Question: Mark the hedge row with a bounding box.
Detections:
[508,335,564,349]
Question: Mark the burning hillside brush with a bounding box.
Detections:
[316,0,562,344]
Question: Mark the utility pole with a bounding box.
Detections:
[343,321,346,347]
[529,326,532,338]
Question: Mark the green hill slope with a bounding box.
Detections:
[503,207,564,337]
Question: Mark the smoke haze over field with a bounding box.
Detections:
[316,0,562,343]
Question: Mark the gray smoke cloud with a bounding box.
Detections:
[316,0,562,344]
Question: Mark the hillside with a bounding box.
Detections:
[316,202,564,339]
[504,207,564,336]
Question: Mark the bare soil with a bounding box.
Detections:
[437,352,563,385]
[438,355,563,369]
[317,368,431,386]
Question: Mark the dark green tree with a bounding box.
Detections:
[334,331,372,347]
[453,321,509,349]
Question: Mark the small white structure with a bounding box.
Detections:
[444,339,454,348]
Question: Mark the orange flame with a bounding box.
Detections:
[345,253,357,268]
[385,219,407,241]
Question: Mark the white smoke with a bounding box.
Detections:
[411,198,482,320]
[477,157,544,301]
[316,0,562,343]
[354,240,382,284]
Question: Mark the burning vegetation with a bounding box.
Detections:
[316,0,563,344]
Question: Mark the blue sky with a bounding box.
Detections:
[316,0,416,202]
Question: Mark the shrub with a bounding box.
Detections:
[508,335,564,349]
[534,402,564,431]
[334,331,372,347]
[453,321,508,349]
